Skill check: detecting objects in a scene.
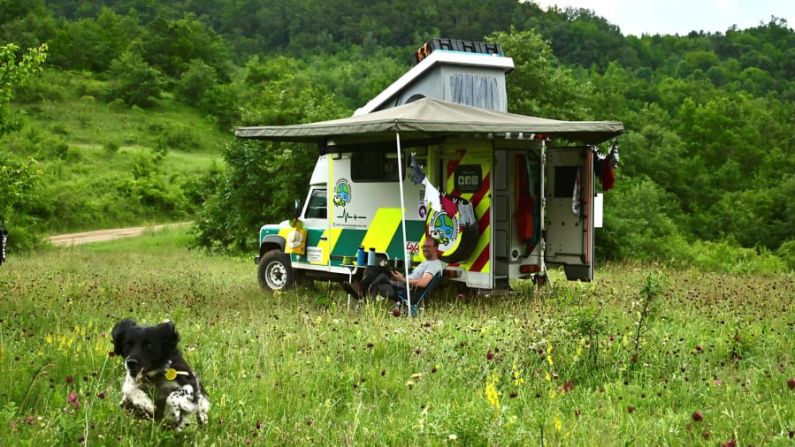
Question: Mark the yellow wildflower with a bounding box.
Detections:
[485,373,501,413]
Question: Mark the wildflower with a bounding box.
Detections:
[65,375,74,384]
[692,411,703,422]
[448,433,458,440]
[97,391,106,400]
[485,373,500,413]
[512,366,525,386]
[554,415,562,432]
[67,391,80,409]
[486,351,495,361]
[561,380,575,394]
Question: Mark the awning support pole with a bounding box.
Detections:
[396,131,412,315]
[540,138,552,287]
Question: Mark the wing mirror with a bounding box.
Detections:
[293,198,303,219]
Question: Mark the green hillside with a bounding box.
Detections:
[3,67,228,245]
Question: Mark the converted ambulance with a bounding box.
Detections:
[236,39,623,292]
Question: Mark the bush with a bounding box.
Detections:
[155,124,201,152]
[687,240,786,274]
[104,140,120,155]
[108,51,165,108]
[0,151,45,250]
[176,59,217,105]
[597,176,690,262]
[776,240,795,271]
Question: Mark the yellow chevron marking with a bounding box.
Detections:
[326,227,343,259]
[360,208,403,253]
[461,222,491,270]
[310,229,329,265]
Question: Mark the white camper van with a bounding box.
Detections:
[236,39,623,292]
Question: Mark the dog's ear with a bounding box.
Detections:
[156,320,180,354]
[111,319,136,356]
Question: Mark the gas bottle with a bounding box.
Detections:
[356,246,366,266]
[367,247,377,267]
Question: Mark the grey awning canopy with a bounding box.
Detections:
[235,98,623,145]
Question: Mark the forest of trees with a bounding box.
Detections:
[2,0,794,270]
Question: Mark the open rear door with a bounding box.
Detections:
[545,147,594,281]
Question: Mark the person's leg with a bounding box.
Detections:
[342,269,391,299]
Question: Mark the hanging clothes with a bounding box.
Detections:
[440,194,458,217]
[421,177,442,212]
[594,142,619,192]
[514,153,535,243]
[572,168,581,215]
[453,197,476,226]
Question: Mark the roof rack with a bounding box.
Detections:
[413,38,503,65]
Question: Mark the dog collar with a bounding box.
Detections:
[164,368,190,381]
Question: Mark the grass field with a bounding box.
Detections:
[1,229,793,446]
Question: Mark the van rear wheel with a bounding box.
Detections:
[258,250,294,291]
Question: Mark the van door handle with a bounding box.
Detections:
[320,237,328,241]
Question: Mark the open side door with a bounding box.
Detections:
[544,147,595,281]
[437,140,493,289]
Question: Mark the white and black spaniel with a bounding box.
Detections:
[111,319,210,431]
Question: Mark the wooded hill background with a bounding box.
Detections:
[2,0,794,271]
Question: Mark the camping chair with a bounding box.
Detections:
[394,272,443,317]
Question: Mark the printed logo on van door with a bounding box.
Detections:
[333,179,352,207]
[429,211,459,249]
[454,165,482,193]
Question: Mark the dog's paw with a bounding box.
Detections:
[121,399,155,419]
[197,396,210,425]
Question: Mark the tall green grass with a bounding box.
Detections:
[0,229,793,445]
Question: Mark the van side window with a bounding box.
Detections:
[304,189,327,219]
[351,152,402,182]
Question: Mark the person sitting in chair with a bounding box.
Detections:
[341,238,443,301]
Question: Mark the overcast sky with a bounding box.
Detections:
[532,0,794,36]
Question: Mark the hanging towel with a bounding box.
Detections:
[441,194,458,217]
[456,199,477,226]
[422,177,442,212]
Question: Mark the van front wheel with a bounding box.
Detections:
[258,250,294,291]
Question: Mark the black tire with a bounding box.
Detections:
[258,250,294,291]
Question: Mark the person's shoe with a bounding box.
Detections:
[342,281,363,299]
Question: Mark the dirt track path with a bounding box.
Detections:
[49,222,191,246]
